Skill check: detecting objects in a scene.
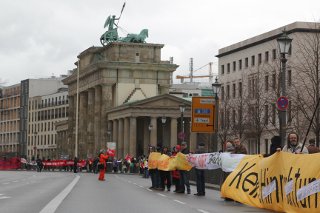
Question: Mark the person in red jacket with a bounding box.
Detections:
[98,149,109,181]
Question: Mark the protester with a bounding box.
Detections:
[307,139,320,154]
[73,157,78,173]
[194,142,206,196]
[36,156,43,172]
[233,137,247,154]
[269,136,282,155]
[98,149,109,181]
[148,146,158,189]
[159,146,172,191]
[282,132,309,154]
[225,141,235,153]
[171,145,181,192]
[176,141,191,194]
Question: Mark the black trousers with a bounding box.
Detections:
[195,168,205,194]
[159,170,171,189]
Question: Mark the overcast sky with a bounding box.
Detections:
[1,0,320,86]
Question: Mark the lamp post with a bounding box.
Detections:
[212,77,221,152]
[179,104,186,142]
[277,31,292,148]
[161,116,167,147]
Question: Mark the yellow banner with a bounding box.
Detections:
[147,152,192,171]
[148,152,161,169]
[221,152,320,213]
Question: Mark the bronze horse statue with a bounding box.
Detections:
[120,29,148,43]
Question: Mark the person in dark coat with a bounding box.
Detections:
[270,136,282,155]
[176,141,191,194]
[194,142,206,196]
[73,157,78,173]
[158,146,172,191]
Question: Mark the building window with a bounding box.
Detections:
[232,83,236,98]
[226,85,230,99]
[232,109,236,126]
[271,103,276,125]
[221,86,224,100]
[264,105,269,125]
[238,82,242,98]
[251,55,255,66]
[233,61,236,72]
[221,65,225,75]
[288,101,292,122]
[239,59,242,70]
[258,53,262,65]
[287,70,292,86]
[265,51,269,62]
[272,49,277,60]
[272,73,276,90]
[245,57,248,68]
[227,63,230,74]
[265,75,269,91]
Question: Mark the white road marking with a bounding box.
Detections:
[137,185,143,188]
[2,183,10,185]
[174,200,186,205]
[12,180,18,182]
[157,193,166,197]
[39,175,80,213]
[0,196,10,200]
[197,209,210,213]
[147,189,153,192]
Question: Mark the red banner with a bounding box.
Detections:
[0,157,21,170]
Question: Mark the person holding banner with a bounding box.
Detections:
[194,142,206,196]
[159,146,172,191]
[233,137,247,154]
[282,132,308,154]
[98,149,109,181]
[176,141,191,194]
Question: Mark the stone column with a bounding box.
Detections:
[143,120,149,155]
[190,132,197,153]
[79,92,88,159]
[117,119,124,159]
[129,117,137,157]
[101,85,113,149]
[87,89,95,158]
[94,86,101,152]
[112,120,118,156]
[170,118,178,148]
[68,95,75,155]
[123,117,130,156]
[150,117,157,147]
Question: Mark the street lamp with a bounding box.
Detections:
[277,31,292,148]
[161,116,166,147]
[179,104,186,142]
[212,76,221,152]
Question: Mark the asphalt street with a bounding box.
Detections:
[0,171,272,213]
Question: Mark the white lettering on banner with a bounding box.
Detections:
[285,180,294,195]
[187,152,245,171]
[297,179,320,201]
[262,180,277,199]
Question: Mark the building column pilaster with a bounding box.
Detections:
[94,86,101,152]
[129,117,137,157]
[87,89,95,158]
[101,85,113,149]
[123,117,130,156]
[150,117,157,147]
[170,118,178,148]
[112,119,119,156]
[79,92,88,159]
[118,119,124,159]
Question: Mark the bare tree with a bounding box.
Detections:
[290,23,320,146]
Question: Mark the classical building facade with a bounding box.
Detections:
[216,21,320,154]
[63,42,192,159]
[0,84,21,155]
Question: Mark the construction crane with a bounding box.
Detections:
[176,59,215,83]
